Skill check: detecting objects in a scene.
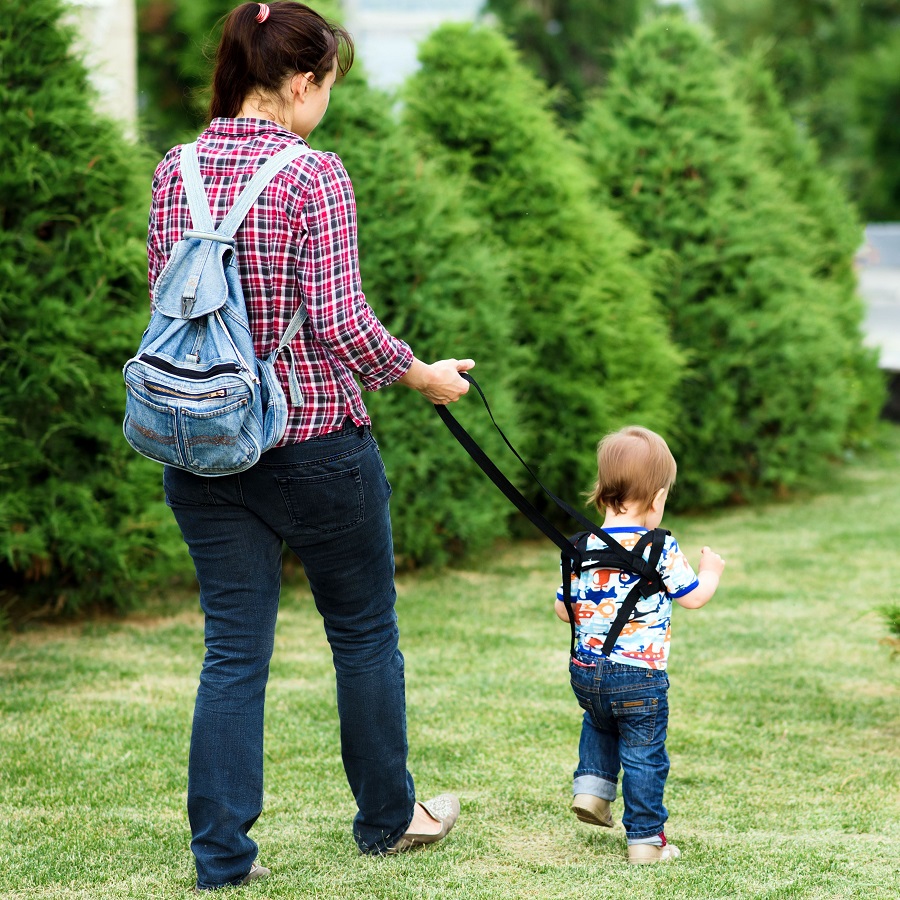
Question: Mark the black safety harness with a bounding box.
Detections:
[435,375,669,659]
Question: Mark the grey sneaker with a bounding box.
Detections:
[194,861,270,892]
[571,793,614,828]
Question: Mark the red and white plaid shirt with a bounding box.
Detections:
[147,118,413,444]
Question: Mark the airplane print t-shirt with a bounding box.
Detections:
[556,528,699,670]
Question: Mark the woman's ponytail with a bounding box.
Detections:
[210,1,354,120]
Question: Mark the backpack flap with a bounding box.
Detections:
[152,233,234,320]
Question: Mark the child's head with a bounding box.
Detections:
[588,426,677,515]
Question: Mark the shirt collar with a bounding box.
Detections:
[205,117,306,144]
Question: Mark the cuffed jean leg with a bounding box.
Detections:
[620,738,669,841]
[615,674,670,841]
[574,709,619,801]
[164,468,284,890]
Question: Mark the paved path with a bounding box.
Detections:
[859,266,900,372]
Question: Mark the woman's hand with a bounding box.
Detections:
[399,358,475,405]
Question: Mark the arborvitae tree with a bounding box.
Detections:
[732,52,883,441]
[139,1,521,565]
[484,0,651,117]
[580,17,881,507]
[0,0,182,619]
[137,0,223,152]
[313,71,521,564]
[698,0,900,219]
[848,29,900,221]
[404,23,683,506]
[137,0,346,154]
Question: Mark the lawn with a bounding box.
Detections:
[1,429,899,899]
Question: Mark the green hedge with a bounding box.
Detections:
[404,23,684,506]
[579,17,882,506]
[313,73,521,564]
[0,0,184,619]
[2,4,883,618]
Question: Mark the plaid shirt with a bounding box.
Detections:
[147,118,413,444]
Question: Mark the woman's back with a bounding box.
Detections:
[148,116,412,444]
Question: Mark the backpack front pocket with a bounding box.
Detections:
[179,394,257,474]
[124,385,183,467]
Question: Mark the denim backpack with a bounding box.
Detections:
[123,141,312,476]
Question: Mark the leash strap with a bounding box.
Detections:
[434,374,668,659]
[434,374,653,575]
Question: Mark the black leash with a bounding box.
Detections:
[434,374,668,658]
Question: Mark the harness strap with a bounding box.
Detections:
[598,528,666,659]
[436,395,581,566]
[435,374,670,660]
[435,374,648,574]
[561,554,579,660]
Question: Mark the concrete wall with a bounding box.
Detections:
[65,0,137,130]
[343,0,482,90]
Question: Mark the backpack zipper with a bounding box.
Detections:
[145,381,228,401]
[138,353,244,379]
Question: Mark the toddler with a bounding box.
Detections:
[555,426,724,863]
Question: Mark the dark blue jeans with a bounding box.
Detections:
[569,653,670,841]
[163,423,415,889]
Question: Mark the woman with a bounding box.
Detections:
[147,2,470,890]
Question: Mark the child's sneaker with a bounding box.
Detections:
[571,793,613,828]
[627,842,681,864]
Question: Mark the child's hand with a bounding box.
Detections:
[698,546,725,577]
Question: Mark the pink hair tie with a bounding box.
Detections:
[255,3,270,23]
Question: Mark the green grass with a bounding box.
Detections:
[2,429,900,899]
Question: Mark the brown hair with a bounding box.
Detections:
[587,427,677,515]
[210,2,354,120]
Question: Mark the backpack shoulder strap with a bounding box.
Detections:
[177,142,316,396]
[178,141,315,239]
[179,141,215,234]
[218,144,315,237]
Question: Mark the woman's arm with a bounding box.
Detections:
[301,155,415,388]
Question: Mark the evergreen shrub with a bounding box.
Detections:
[0,0,184,619]
[733,52,883,442]
[137,0,345,154]
[404,23,683,506]
[313,73,521,564]
[483,0,651,118]
[579,18,881,507]
[848,30,900,222]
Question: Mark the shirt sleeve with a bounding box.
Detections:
[147,153,176,311]
[661,535,699,598]
[301,154,413,390]
[147,166,164,307]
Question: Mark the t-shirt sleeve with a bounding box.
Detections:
[555,557,580,604]
[660,535,699,598]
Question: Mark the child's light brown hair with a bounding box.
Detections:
[588,426,677,515]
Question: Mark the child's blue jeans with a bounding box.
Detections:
[569,652,670,841]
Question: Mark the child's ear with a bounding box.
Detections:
[652,487,668,510]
